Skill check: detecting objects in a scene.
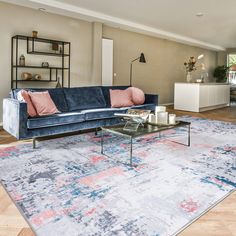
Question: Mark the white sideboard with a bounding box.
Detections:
[174,83,230,112]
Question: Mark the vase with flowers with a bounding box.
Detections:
[184,54,205,82]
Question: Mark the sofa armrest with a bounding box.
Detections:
[3,98,28,139]
[144,94,158,105]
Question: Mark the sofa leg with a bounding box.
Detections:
[95,128,98,136]
[33,138,36,149]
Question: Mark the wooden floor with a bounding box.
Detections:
[0,105,235,236]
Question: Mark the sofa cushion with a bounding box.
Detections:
[110,89,134,108]
[127,87,145,105]
[29,91,59,116]
[11,88,68,112]
[64,87,106,111]
[81,108,127,121]
[17,90,37,117]
[101,86,129,107]
[27,112,85,129]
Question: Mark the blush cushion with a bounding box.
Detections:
[109,89,134,108]
[17,90,37,117]
[127,87,145,105]
[28,91,59,116]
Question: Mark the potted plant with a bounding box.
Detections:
[213,65,229,83]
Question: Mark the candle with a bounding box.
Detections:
[158,112,168,124]
[155,115,158,124]
[169,114,176,125]
[155,106,166,116]
[148,114,156,123]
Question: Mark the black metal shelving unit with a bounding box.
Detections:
[11,35,71,89]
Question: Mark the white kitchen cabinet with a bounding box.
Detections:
[174,83,230,112]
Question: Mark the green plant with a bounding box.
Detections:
[213,65,229,82]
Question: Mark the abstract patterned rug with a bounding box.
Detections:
[0,116,236,236]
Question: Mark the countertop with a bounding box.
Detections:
[175,82,229,85]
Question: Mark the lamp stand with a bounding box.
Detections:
[129,63,133,86]
[129,53,146,86]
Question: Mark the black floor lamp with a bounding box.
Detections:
[129,53,146,86]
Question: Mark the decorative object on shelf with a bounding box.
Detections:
[184,54,205,83]
[21,72,32,80]
[169,114,176,125]
[59,46,63,54]
[19,54,25,66]
[33,74,42,80]
[52,43,59,52]
[32,30,38,38]
[56,77,62,88]
[41,62,49,68]
[129,52,146,86]
[213,65,229,83]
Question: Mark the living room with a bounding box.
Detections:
[0,1,235,236]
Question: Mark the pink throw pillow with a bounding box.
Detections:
[127,87,145,105]
[28,91,59,116]
[17,90,37,117]
[109,89,134,108]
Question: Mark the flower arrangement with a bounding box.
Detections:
[184,55,205,73]
[184,57,197,72]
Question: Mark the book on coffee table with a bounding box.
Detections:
[114,109,151,121]
[115,109,151,131]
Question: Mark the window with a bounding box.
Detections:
[227,54,236,84]
[227,54,236,66]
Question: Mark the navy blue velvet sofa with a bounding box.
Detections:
[3,86,158,140]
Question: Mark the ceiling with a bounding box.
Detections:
[3,0,236,51]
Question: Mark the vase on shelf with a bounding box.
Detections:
[186,72,192,82]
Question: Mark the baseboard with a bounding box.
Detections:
[160,103,174,106]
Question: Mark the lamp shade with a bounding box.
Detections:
[139,53,146,63]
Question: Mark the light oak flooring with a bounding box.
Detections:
[0,105,235,236]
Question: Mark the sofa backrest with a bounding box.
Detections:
[10,88,69,112]
[63,87,106,111]
[10,85,129,112]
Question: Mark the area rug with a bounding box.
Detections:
[0,116,236,236]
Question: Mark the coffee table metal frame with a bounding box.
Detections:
[101,121,191,167]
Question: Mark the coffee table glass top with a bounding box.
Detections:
[101,121,190,138]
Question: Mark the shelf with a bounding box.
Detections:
[12,34,70,89]
[13,65,69,70]
[27,51,69,57]
[13,80,57,82]
[12,35,70,45]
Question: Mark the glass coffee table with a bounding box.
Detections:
[101,121,191,167]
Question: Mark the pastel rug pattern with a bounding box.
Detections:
[0,117,235,236]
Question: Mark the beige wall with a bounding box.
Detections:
[0,2,219,123]
[103,26,218,104]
